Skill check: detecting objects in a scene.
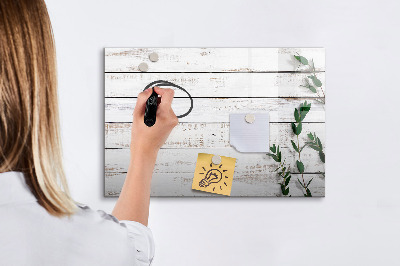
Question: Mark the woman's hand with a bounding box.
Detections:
[130,86,178,157]
[112,87,178,225]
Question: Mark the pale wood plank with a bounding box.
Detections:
[105,172,324,197]
[105,98,325,123]
[105,72,326,98]
[105,48,325,72]
[104,47,326,197]
[105,122,325,149]
[105,147,325,174]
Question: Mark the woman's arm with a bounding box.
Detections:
[112,87,178,226]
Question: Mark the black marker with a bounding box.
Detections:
[142,80,193,123]
[144,87,159,127]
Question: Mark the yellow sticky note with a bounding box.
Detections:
[192,153,236,196]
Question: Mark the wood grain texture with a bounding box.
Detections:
[104,47,326,197]
[105,148,325,174]
[105,48,325,73]
[105,98,325,123]
[105,72,326,98]
[105,122,325,149]
[105,172,324,197]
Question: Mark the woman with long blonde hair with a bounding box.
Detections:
[0,0,177,265]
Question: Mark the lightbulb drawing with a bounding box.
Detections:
[192,153,236,196]
[199,169,222,187]
[198,163,229,192]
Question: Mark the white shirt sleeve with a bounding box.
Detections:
[82,206,156,266]
[119,220,155,265]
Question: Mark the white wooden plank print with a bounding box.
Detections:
[105,122,325,149]
[105,72,326,98]
[105,99,325,123]
[104,47,325,197]
[105,172,325,197]
[105,48,325,73]
[105,148,324,174]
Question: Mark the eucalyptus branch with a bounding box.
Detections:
[294,55,325,104]
[304,132,325,163]
[291,100,313,197]
[266,55,325,197]
[267,144,291,196]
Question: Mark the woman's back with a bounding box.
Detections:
[0,172,154,265]
[0,1,178,264]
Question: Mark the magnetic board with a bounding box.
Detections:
[104,48,325,197]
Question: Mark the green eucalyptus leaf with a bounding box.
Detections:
[319,151,325,163]
[284,187,290,195]
[300,112,306,121]
[305,188,312,197]
[297,178,304,188]
[285,175,291,186]
[308,75,322,87]
[307,133,314,140]
[296,122,302,135]
[299,102,311,121]
[308,144,321,152]
[301,84,317,93]
[294,55,308,65]
[291,140,299,152]
[280,184,286,194]
[266,153,279,162]
[300,101,311,110]
[270,144,276,153]
[294,108,300,123]
[308,85,317,93]
[317,137,322,148]
[291,123,297,134]
[300,104,311,113]
[296,160,304,173]
[306,178,314,188]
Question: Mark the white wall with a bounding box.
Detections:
[46,0,400,265]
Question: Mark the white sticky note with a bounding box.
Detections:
[229,113,269,153]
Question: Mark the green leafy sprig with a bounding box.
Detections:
[267,144,291,196]
[291,100,314,197]
[294,54,325,104]
[265,55,326,197]
[304,132,325,163]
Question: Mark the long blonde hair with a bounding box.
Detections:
[0,0,76,216]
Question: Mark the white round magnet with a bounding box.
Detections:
[212,155,222,165]
[149,52,159,62]
[245,114,255,124]
[138,62,149,72]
